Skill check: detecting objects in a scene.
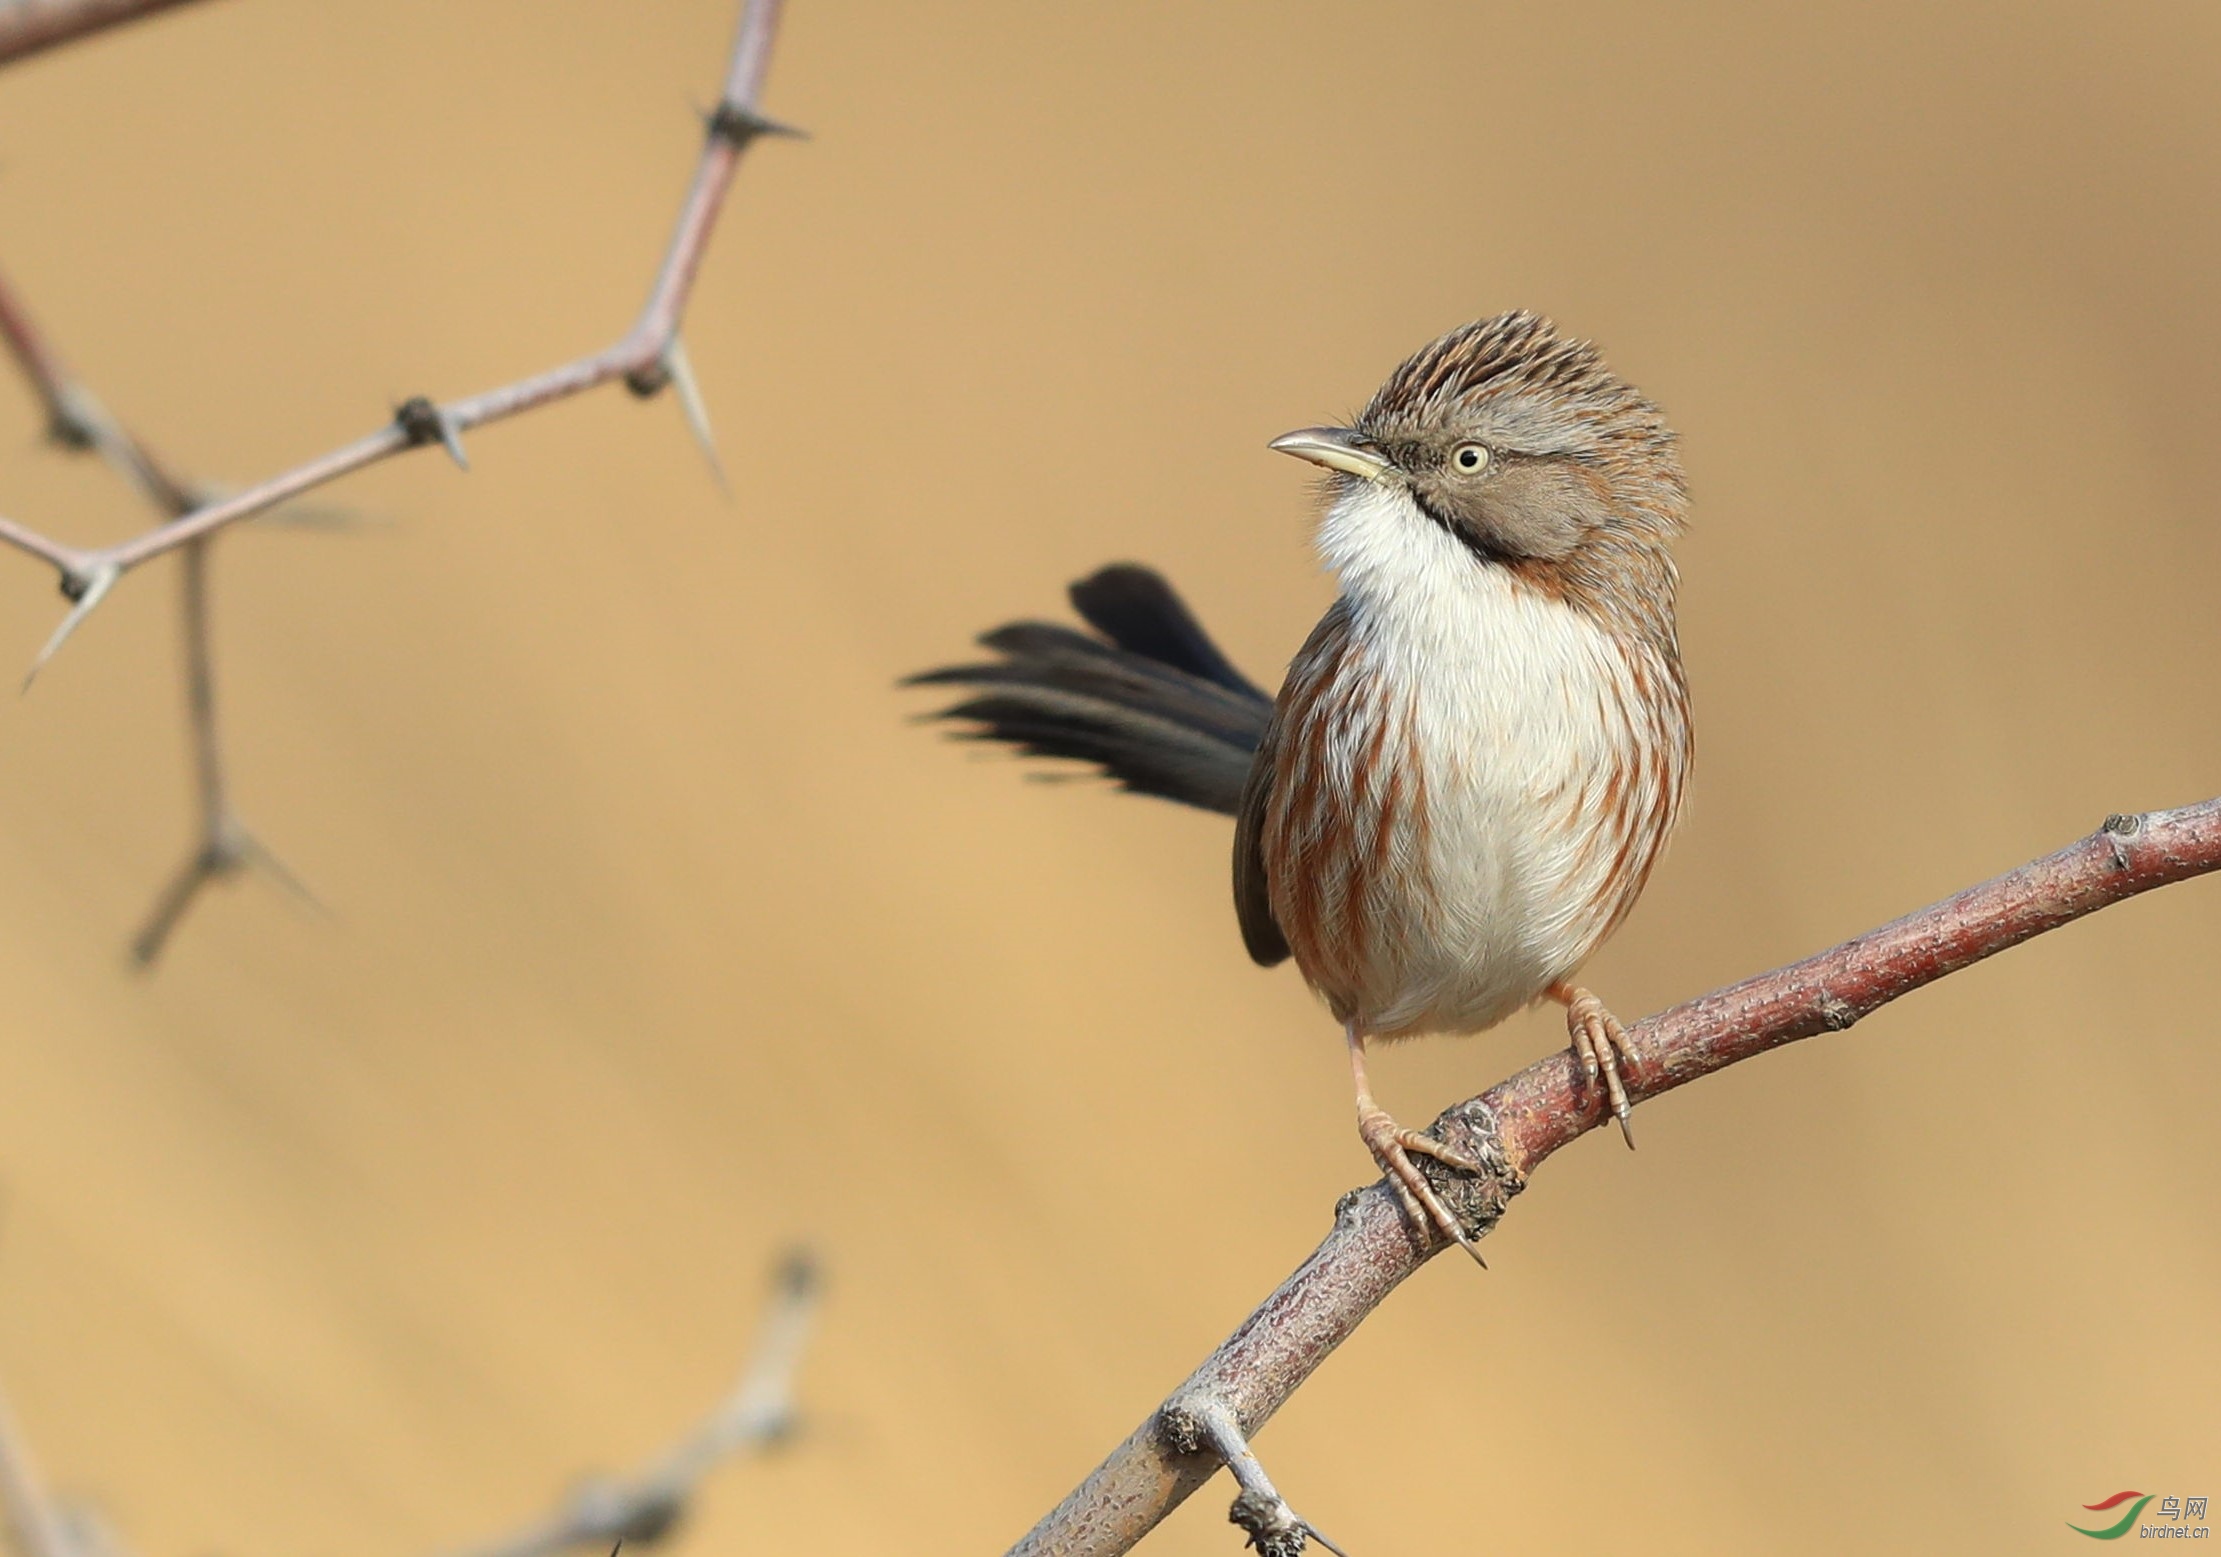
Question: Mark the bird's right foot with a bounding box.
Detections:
[1355,1105,1488,1268]
[1551,981,1638,1148]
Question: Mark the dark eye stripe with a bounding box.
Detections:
[1408,488,1516,567]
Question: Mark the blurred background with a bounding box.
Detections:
[0,1,2215,1553]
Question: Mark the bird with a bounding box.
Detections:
[907,311,1690,1262]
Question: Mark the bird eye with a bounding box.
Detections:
[1452,443,1490,473]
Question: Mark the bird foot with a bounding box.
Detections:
[1554,982,1637,1147]
[1355,1104,1487,1267]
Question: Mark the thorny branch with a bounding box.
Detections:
[1010,799,2221,1557]
[0,0,794,958]
[0,0,792,594]
[0,1252,822,1557]
[0,260,302,963]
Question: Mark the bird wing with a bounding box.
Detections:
[1232,708,1291,968]
[1232,598,1357,971]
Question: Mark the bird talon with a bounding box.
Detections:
[1395,1126,1485,1178]
[1553,983,1642,1146]
[1357,1106,1484,1264]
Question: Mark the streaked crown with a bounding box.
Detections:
[1359,310,1674,469]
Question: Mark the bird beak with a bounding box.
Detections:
[1268,426,1393,482]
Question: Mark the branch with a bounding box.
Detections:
[0,259,310,961]
[1010,799,2221,1557]
[126,534,327,965]
[0,0,795,654]
[0,0,214,69]
[444,1250,822,1557]
[0,260,196,512]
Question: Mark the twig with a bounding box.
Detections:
[1008,800,2221,1557]
[1158,1400,1346,1557]
[127,535,326,965]
[0,1378,76,1557]
[0,0,795,651]
[0,259,302,961]
[445,1250,822,1557]
[0,258,197,511]
[0,0,214,70]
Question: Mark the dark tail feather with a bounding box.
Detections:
[905,563,1271,816]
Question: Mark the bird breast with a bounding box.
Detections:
[1263,479,1684,1039]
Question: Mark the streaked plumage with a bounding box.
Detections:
[911,312,1692,1258]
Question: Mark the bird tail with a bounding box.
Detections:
[904,563,1271,817]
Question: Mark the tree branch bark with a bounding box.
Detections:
[1009,798,2221,1557]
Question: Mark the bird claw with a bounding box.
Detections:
[1356,1106,1487,1267]
[1559,986,1637,1148]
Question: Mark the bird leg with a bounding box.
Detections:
[1345,1022,1487,1267]
[1549,981,1638,1148]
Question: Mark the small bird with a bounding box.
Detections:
[910,312,1690,1261]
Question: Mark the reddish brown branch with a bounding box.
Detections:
[0,0,215,69]
[1010,798,2221,1557]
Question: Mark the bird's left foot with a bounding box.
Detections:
[1550,982,1638,1148]
[1355,1105,1489,1267]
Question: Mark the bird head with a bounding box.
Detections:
[1271,312,1685,571]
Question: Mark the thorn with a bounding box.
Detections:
[24,560,118,688]
[1450,1231,1488,1271]
[703,101,808,147]
[1303,1525,1353,1557]
[394,395,469,471]
[660,337,728,494]
[238,829,329,916]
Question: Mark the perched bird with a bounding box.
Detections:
[909,312,1690,1261]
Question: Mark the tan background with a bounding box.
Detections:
[0,1,2215,1553]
